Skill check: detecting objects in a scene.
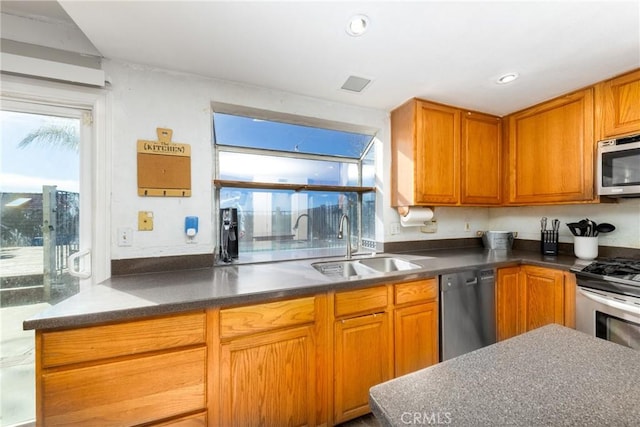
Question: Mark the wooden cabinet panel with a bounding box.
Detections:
[599,68,640,138]
[415,101,461,204]
[496,266,522,341]
[507,88,594,204]
[42,348,206,426]
[220,296,315,339]
[334,285,388,318]
[461,112,503,205]
[394,302,438,376]
[520,266,565,332]
[219,325,316,427]
[41,312,206,368]
[334,313,391,424]
[394,278,437,305]
[151,411,207,426]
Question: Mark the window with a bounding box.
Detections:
[214,111,376,262]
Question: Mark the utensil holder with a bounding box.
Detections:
[574,236,598,260]
[541,231,559,256]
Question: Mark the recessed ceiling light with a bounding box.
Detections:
[346,14,369,36]
[496,73,519,84]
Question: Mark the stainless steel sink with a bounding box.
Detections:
[358,257,422,272]
[312,256,424,279]
[312,260,377,279]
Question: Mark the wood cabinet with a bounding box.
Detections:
[497,266,576,341]
[391,99,502,206]
[332,286,392,424]
[36,312,208,426]
[506,88,595,204]
[597,68,640,138]
[334,312,391,423]
[461,111,503,205]
[217,296,322,427]
[393,279,439,376]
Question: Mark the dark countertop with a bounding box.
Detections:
[369,324,640,426]
[23,248,582,330]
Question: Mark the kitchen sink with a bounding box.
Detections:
[312,256,425,279]
[312,260,377,279]
[358,257,422,272]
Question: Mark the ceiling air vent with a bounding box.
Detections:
[341,75,371,93]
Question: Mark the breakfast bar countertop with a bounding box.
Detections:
[23,248,581,330]
[369,324,640,427]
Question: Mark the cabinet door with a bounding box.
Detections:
[415,100,461,205]
[461,112,502,205]
[599,69,640,138]
[496,267,523,341]
[520,266,565,332]
[394,302,438,376]
[219,326,316,427]
[334,313,391,424]
[507,88,594,204]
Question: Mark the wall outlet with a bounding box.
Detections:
[390,222,401,235]
[420,219,438,233]
[117,227,133,246]
[464,222,471,232]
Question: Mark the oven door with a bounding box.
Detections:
[576,286,640,350]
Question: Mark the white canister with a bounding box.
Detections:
[574,236,598,260]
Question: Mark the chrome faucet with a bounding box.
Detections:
[293,213,312,241]
[337,214,358,259]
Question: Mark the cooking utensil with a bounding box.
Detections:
[596,223,616,234]
[566,222,582,236]
[541,217,547,232]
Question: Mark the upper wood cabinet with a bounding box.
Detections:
[597,68,640,139]
[391,99,460,206]
[391,99,502,206]
[461,111,503,205]
[506,88,595,204]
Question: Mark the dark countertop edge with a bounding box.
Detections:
[22,249,579,331]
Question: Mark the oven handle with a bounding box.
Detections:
[578,288,638,315]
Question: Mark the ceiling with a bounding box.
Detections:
[6,1,640,116]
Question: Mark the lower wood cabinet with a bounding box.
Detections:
[334,312,391,423]
[36,312,208,427]
[219,325,317,426]
[35,280,440,426]
[497,265,576,341]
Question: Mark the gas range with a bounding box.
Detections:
[571,258,640,298]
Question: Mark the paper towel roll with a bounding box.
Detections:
[400,207,434,227]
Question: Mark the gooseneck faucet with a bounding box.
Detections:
[338,214,358,259]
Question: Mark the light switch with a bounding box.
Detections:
[138,211,154,231]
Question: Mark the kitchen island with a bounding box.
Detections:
[369,324,640,426]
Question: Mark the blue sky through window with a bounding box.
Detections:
[213,113,374,159]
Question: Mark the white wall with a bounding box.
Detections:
[488,199,640,249]
[104,60,390,259]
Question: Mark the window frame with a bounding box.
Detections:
[212,108,377,261]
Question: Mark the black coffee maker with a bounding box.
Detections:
[219,208,239,263]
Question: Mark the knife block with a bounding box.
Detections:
[541,231,559,256]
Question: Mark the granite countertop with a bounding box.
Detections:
[23,248,580,330]
[369,324,640,426]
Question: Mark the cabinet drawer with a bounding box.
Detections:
[42,347,206,426]
[41,311,206,368]
[220,296,316,339]
[394,279,438,305]
[334,286,388,318]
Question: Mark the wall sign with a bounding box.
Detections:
[137,128,191,197]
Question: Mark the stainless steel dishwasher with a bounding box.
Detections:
[440,269,496,361]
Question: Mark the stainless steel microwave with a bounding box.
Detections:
[597,133,640,197]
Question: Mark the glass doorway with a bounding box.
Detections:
[1,105,86,426]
